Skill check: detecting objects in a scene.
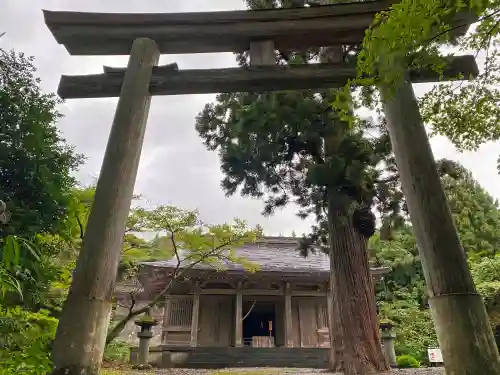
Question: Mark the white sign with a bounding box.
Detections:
[428,348,443,363]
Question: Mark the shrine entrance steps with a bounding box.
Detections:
[130,346,329,369]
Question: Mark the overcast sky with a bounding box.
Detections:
[2,0,499,236]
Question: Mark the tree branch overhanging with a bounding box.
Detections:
[75,213,84,240]
[105,231,249,345]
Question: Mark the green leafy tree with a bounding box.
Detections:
[349,0,500,162]
[0,234,40,301]
[371,161,500,362]
[0,48,83,308]
[41,187,176,315]
[470,255,500,333]
[0,48,83,237]
[371,228,438,363]
[0,307,58,375]
[441,164,500,259]
[198,93,397,373]
[37,186,96,314]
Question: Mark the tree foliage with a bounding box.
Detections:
[441,164,500,258]
[0,307,58,375]
[198,90,390,223]
[352,0,500,165]
[0,48,82,310]
[106,205,261,344]
[0,49,83,237]
[372,161,500,362]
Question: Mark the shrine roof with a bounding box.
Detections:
[139,236,389,277]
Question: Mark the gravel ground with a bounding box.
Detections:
[138,367,446,375]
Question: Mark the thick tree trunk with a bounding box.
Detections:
[380,78,500,375]
[321,39,388,372]
[49,38,159,375]
[327,257,344,373]
[326,204,389,375]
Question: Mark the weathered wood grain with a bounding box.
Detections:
[190,291,200,347]
[103,62,178,74]
[50,37,160,374]
[285,282,294,348]
[57,55,478,99]
[235,282,243,347]
[44,0,395,25]
[43,1,396,55]
[380,73,500,374]
[43,0,476,56]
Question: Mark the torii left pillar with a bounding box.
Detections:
[51,38,159,375]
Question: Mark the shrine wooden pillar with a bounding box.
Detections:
[235,281,243,347]
[284,282,294,347]
[190,290,200,347]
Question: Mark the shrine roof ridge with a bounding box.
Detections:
[139,237,390,277]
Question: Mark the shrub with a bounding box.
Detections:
[378,299,438,364]
[104,340,132,363]
[397,354,421,368]
[0,307,58,375]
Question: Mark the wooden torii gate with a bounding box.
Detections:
[42,1,498,375]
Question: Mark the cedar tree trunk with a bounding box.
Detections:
[326,205,389,375]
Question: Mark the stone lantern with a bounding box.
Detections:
[0,200,11,224]
[380,321,397,367]
[133,309,158,370]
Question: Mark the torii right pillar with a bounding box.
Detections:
[380,76,500,374]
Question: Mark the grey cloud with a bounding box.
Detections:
[1,0,315,236]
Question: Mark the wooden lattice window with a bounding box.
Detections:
[168,297,193,327]
[318,301,328,328]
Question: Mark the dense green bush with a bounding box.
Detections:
[104,340,132,363]
[397,354,421,368]
[0,307,57,375]
[378,299,437,363]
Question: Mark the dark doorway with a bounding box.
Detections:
[242,302,276,346]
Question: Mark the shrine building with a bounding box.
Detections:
[116,236,389,368]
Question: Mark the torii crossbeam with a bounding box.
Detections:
[58,55,478,99]
[43,0,477,99]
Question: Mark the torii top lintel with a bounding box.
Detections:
[43,0,402,56]
[44,1,478,99]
